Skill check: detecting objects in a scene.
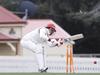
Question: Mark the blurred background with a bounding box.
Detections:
[1,0,100,54]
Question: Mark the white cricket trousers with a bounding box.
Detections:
[20,39,47,70]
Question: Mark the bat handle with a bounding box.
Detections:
[64,38,75,44]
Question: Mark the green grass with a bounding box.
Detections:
[0,73,100,75]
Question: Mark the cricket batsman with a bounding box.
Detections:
[20,23,63,73]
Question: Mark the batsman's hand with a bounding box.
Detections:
[55,38,63,47]
[47,38,64,47]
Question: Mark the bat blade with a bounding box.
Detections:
[68,34,84,41]
[64,34,84,44]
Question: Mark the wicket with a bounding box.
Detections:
[66,43,74,73]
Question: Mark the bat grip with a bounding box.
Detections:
[64,38,75,44]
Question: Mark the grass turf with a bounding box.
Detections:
[0,73,100,75]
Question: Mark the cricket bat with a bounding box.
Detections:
[64,34,84,44]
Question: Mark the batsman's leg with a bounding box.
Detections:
[20,40,48,72]
[35,45,48,72]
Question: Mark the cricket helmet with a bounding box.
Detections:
[46,23,56,32]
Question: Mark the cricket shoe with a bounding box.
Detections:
[38,67,48,73]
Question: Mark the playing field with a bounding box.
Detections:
[0,73,100,75]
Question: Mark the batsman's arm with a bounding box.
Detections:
[47,34,84,47]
